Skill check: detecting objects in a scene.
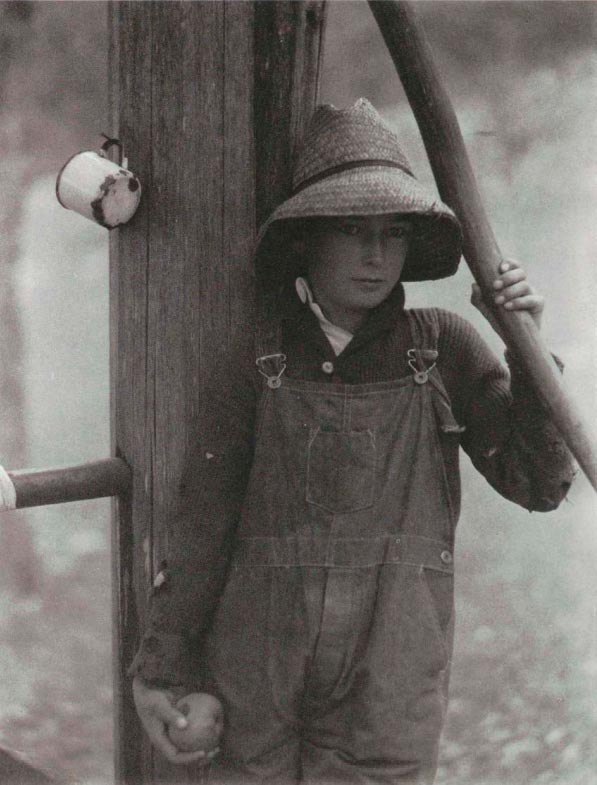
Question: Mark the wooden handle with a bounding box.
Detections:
[9,458,131,508]
[369,0,597,491]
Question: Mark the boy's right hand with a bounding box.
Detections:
[132,676,215,765]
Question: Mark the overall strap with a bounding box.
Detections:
[407,308,465,435]
[254,292,286,390]
[407,307,440,384]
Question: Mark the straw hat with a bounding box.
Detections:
[256,98,462,283]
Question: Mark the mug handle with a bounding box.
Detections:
[100,134,124,166]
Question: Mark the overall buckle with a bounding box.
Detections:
[256,353,287,389]
[407,348,438,385]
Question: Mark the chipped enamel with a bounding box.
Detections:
[56,151,141,228]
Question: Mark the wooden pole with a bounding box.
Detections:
[109,2,326,782]
[8,458,130,508]
[254,0,327,226]
[368,0,597,491]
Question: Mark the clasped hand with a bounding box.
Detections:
[132,676,221,765]
[471,259,544,337]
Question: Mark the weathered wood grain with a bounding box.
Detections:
[109,1,153,781]
[110,2,326,781]
[9,459,130,508]
[254,1,327,226]
[224,0,256,342]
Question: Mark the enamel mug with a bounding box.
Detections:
[56,138,141,228]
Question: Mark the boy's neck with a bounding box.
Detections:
[308,288,367,333]
[320,305,366,334]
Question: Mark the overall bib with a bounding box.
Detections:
[203,310,462,785]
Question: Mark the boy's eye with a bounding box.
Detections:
[388,225,412,239]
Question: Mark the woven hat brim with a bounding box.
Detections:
[255,167,462,282]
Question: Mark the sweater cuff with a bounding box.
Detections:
[128,630,200,690]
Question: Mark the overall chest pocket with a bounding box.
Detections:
[306,428,376,513]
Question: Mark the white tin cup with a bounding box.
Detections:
[56,149,142,228]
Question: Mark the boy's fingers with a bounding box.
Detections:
[499,258,521,273]
[470,283,485,309]
[144,716,210,765]
[143,715,179,757]
[502,294,544,312]
[493,268,526,289]
[152,698,188,729]
[168,748,212,766]
[494,281,532,302]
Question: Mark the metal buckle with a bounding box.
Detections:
[407,348,437,385]
[256,353,287,389]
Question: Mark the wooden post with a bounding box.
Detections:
[108,2,326,782]
[8,459,130,508]
[369,0,597,490]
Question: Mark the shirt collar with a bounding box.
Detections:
[295,277,354,356]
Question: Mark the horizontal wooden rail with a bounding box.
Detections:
[7,458,131,509]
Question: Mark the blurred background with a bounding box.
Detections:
[0,1,595,783]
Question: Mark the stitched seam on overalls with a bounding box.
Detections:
[407,309,458,531]
[254,385,272,441]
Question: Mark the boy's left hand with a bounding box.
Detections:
[471,259,544,336]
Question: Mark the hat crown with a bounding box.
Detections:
[293,98,414,190]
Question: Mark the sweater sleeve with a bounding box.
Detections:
[435,309,575,512]
[128,340,257,688]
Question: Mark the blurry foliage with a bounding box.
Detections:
[2,0,108,174]
[0,1,111,781]
[0,550,113,784]
[323,1,597,110]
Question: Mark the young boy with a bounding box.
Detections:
[130,99,575,783]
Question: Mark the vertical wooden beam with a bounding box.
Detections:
[254,1,327,226]
[109,1,326,782]
[109,2,152,782]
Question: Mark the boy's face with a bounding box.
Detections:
[304,214,413,331]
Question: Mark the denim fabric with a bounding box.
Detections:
[201,313,460,784]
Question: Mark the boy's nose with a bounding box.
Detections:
[362,234,385,264]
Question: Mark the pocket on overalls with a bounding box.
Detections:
[418,568,454,663]
[306,428,376,513]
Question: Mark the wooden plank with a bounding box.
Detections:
[109,1,153,782]
[8,458,130,508]
[149,3,225,782]
[254,1,327,226]
[110,2,327,781]
[368,0,597,490]
[224,0,255,340]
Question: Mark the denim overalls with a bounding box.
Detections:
[203,309,463,784]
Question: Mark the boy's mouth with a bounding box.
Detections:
[352,277,385,285]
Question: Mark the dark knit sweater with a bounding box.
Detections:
[129,283,575,688]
